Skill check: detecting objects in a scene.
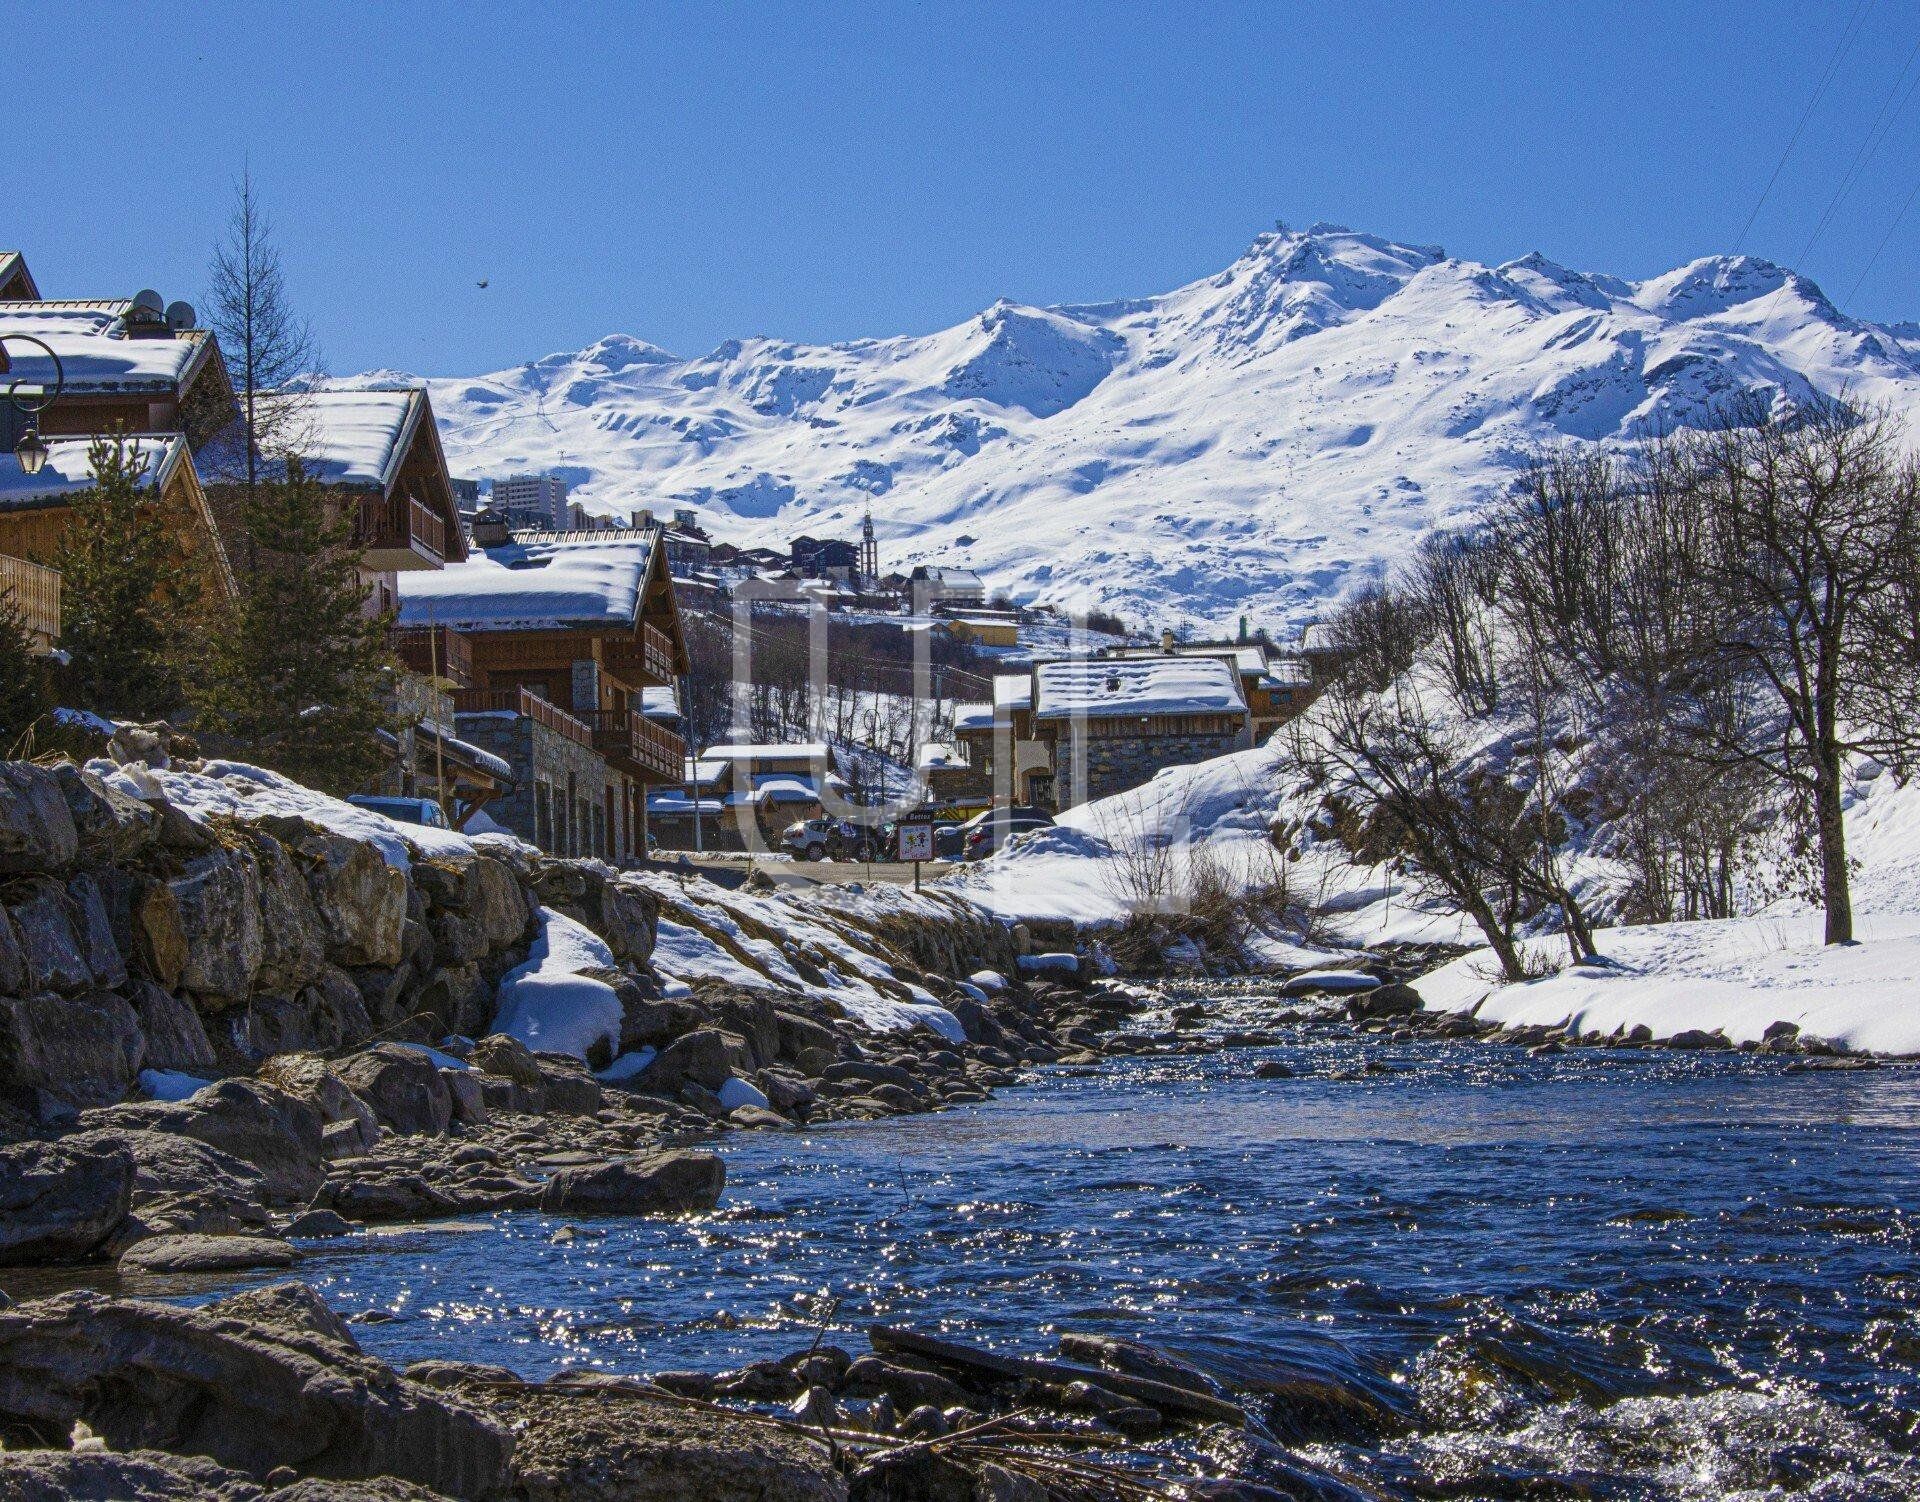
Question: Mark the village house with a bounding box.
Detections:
[648,740,848,851]
[910,564,986,608]
[394,528,688,861]
[1031,654,1251,807]
[1100,631,1317,739]
[220,387,469,612]
[0,251,40,302]
[950,672,1054,807]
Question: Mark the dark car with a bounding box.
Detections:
[961,805,1056,861]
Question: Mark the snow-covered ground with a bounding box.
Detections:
[945,717,1920,1052]
[357,223,1920,632]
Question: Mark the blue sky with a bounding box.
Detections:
[19,1,1920,373]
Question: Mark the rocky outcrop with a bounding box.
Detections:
[334,1045,452,1139]
[501,1386,844,1502]
[83,1079,325,1204]
[0,1137,133,1264]
[0,1283,512,1497]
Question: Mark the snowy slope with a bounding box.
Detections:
[365,223,1920,631]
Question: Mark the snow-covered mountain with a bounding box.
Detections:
[375,223,1920,631]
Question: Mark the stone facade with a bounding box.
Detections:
[1050,728,1249,809]
[453,711,627,861]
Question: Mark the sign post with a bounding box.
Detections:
[897,820,934,892]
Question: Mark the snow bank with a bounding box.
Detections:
[138,1068,211,1102]
[1417,911,1920,1055]
[96,759,476,872]
[490,908,623,1060]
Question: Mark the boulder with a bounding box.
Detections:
[334,1045,452,1137]
[127,978,218,1076]
[442,1067,488,1126]
[412,963,492,1039]
[133,878,189,988]
[841,1354,971,1410]
[639,1028,734,1094]
[74,1128,274,1251]
[1347,982,1421,1021]
[0,1448,264,1501]
[7,879,96,993]
[257,1052,381,1156]
[416,854,532,964]
[53,762,158,865]
[119,1233,300,1274]
[471,1032,548,1112]
[502,1386,842,1502]
[246,830,328,994]
[66,873,128,990]
[0,989,144,1116]
[169,844,265,1007]
[0,1137,133,1264]
[82,1079,326,1204]
[283,824,407,968]
[0,1283,512,1496]
[0,763,78,875]
[325,1173,456,1223]
[538,1151,725,1216]
[532,1052,602,1115]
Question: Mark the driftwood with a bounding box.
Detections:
[869,1324,1248,1427]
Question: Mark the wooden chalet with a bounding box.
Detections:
[0,433,236,613]
[0,252,40,301]
[394,530,689,861]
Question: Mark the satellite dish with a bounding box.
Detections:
[165,301,196,331]
[132,289,165,314]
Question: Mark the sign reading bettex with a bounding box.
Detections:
[896,823,934,862]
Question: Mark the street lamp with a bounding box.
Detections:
[2,333,64,476]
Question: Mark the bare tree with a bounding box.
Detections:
[206,170,321,506]
[1682,397,1920,944]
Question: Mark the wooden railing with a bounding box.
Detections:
[630,711,685,780]
[0,555,59,648]
[642,622,674,681]
[391,624,471,686]
[358,491,446,563]
[450,686,594,749]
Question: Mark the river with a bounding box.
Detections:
[139,989,1920,1496]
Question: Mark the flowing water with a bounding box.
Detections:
[101,991,1920,1496]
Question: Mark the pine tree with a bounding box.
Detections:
[201,457,395,792]
[53,435,194,718]
[0,588,51,750]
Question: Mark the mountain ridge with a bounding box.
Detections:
[355,223,1920,630]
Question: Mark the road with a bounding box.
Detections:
[642,853,957,889]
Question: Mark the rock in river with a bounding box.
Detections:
[538,1151,725,1216]
[0,1137,133,1265]
[118,1233,300,1274]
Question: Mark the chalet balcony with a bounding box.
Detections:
[359,492,447,571]
[581,708,687,782]
[391,624,472,687]
[450,686,595,749]
[604,621,678,686]
[0,555,60,653]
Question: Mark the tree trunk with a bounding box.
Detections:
[1814,749,1854,944]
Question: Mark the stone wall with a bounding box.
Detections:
[1051,729,1249,808]
[454,711,623,861]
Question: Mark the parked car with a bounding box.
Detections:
[780,817,882,862]
[961,805,1055,861]
[346,795,450,829]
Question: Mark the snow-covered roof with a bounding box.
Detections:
[0,433,182,509]
[685,756,728,787]
[916,742,965,770]
[0,304,207,393]
[746,773,825,805]
[993,674,1033,711]
[647,790,723,814]
[639,684,681,722]
[0,252,37,299]
[703,741,832,762]
[952,701,994,731]
[262,388,423,491]
[395,531,656,631]
[1033,655,1246,721]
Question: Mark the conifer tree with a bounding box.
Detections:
[201,457,395,792]
[53,435,192,718]
[0,588,51,750]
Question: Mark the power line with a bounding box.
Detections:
[1799,30,1920,264]
[1845,169,1920,305]
[1735,0,1874,252]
